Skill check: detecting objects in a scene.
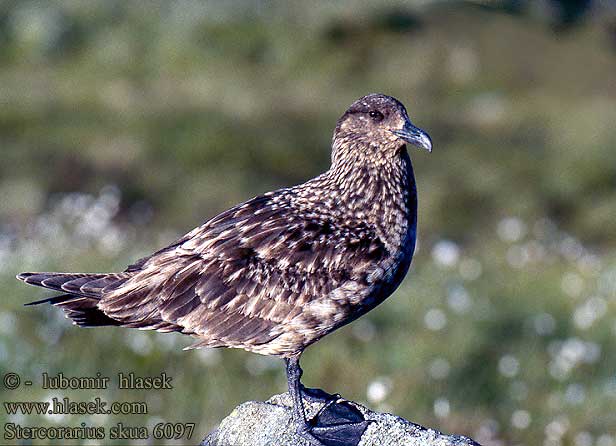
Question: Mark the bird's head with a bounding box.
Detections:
[332,93,432,164]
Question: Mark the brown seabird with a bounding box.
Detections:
[18,93,432,446]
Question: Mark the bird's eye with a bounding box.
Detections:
[369,110,384,122]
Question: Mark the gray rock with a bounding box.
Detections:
[201,392,481,446]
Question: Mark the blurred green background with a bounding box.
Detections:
[1,1,615,445]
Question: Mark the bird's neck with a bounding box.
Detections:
[326,145,417,252]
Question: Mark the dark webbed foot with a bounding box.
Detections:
[298,386,372,446]
[286,356,371,446]
[313,399,366,426]
[300,385,341,404]
[307,400,372,446]
[307,421,371,446]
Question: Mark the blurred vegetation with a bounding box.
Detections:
[1,1,615,445]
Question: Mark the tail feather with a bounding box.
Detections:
[24,294,76,306]
[17,272,127,298]
[24,292,122,327]
[19,271,181,331]
[18,272,127,327]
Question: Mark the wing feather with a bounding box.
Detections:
[94,192,388,353]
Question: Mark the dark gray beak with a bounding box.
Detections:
[391,121,432,152]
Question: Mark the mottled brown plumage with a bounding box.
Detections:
[18,93,432,446]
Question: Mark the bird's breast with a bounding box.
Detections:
[370,154,417,298]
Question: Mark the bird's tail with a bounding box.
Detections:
[17,272,127,327]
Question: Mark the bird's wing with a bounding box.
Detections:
[98,192,388,349]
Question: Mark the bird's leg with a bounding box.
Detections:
[285,356,321,445]
[285,356,371,446]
